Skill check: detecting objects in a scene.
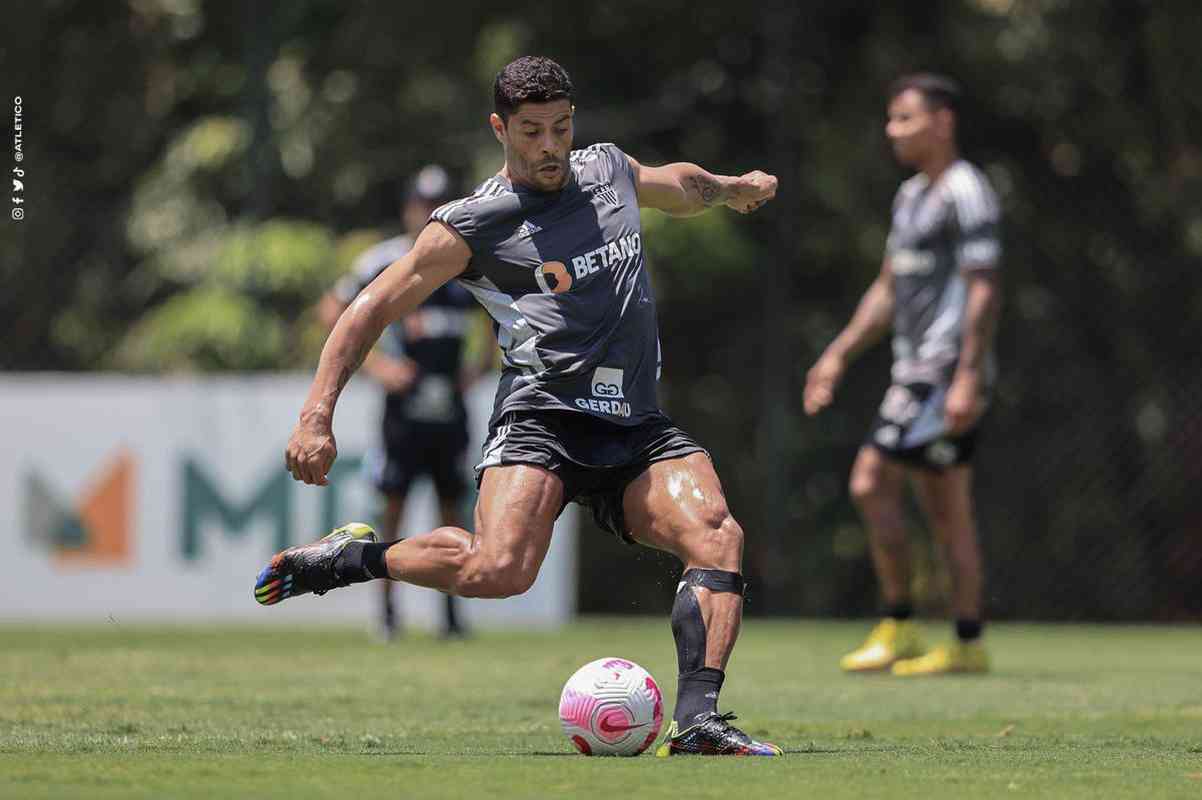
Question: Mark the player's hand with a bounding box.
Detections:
[945,371,984,435]
[285,417,337,486]
[804,352,845,415]
[726,171,778,214]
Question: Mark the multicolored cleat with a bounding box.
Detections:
[840,618,926,672]
[891,640,989,676]
[254,523,377,606]
[655,712,782,757]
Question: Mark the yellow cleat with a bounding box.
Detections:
[891,640,989,676]
[840,619,926,672]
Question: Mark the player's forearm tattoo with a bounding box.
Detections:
[685,174,725,207]
[334,338,373,395]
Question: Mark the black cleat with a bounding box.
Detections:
[655,712,782,757]
[254,523,377,606]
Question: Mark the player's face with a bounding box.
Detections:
[492,100,574,192]
[886,89,941,167]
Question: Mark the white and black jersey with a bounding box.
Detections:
[886,159,1002,386]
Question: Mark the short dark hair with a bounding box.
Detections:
[889,72,962,113]
[494,56,574,122]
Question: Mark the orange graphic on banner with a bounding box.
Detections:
[54,450,135,567]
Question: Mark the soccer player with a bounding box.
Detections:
[256,56,782,755]
[318,165,488,640]
[804,74,1002,675]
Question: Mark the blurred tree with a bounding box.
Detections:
[5,0,1199,619]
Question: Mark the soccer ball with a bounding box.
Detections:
[558,657,663,756]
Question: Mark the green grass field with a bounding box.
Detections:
[2,618,1200,799]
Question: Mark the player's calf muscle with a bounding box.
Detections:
[384,526,473,590]
[456,555,537,598]
[388,525,537,599]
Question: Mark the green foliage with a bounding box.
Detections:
[113,215,340,371]
[113,287,286,371]
[168,116,252,174]
[640,209,755,297]
[126,116,248,263]
[212,219,337,298]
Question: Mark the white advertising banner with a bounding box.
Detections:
[0,374,576,628]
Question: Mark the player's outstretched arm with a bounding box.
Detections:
[803,259,896,416]
[285,222,470,485]
[627,156,777,217]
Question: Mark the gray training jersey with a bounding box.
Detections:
[885,159,1002,386]
[431,143,660,427]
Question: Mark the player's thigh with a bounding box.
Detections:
[909,464,974,536]
[849,445,907,503]
[621,452,742,571]
[473,463,565,577]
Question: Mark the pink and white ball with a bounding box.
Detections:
[558,657,664,756]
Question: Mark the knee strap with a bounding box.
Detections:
[679,567,745,596]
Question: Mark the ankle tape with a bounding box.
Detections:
[671,569,745,680]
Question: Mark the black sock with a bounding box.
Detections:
[956,618,983,641]
[674,667,724,727]
[364,541,397,579]
[887,602,913,621]
[333,540,398,583]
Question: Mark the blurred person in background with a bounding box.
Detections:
[804,74,1003,676]
[318,165,492,640]
[262,55,783,756]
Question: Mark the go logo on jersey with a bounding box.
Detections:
[534,261,573,294]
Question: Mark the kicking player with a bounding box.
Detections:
[804,74,1002,675]
[319,165,488,640]
[256,56,781,755]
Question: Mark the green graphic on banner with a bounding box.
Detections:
[181,455,363,560]
[182,459,291,559]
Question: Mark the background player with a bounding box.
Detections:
[258,56,782,755]
[319,166,491,640]
[804,73,1003,676]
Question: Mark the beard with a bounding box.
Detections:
[516,151,569,192]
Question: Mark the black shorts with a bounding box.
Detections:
[475,410,707,543]
[364,415,469,500]
[866,382,983,471]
